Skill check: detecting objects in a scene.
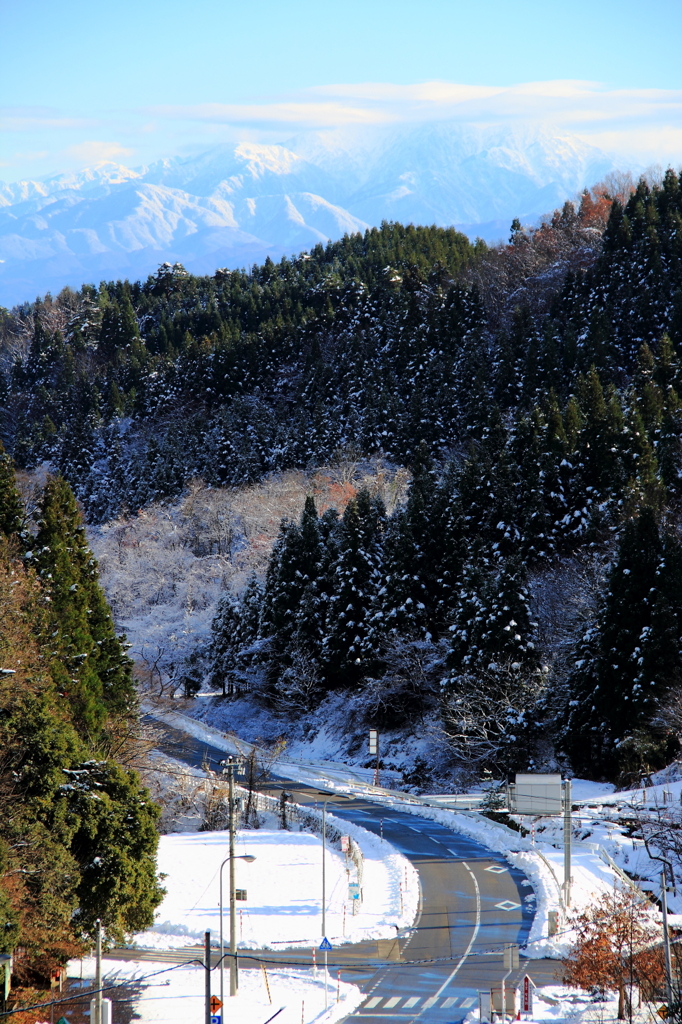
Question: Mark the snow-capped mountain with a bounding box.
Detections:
[0,122,619,306]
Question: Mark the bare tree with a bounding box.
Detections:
[441,662,547,775]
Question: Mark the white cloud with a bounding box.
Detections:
[142,80,682,163]
[149,101,390,127]
[66,141,133,163]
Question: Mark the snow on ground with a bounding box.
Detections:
[68,956,363,1024]
[143,711,619,959]
[131,825,417,951]
[464,985,660,1024]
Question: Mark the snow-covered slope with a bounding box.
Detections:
[0,122,619,306]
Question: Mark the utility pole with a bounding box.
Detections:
[205,931,211,1024]
[563,778,572,908]
[322,800,327,940]
[228,761,238,997]
[662,869,674,1008]
[94,919,102,1024]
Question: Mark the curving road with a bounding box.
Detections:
[143,715,561,1021]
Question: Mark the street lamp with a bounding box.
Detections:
[219,852,255,1010]
[218,755,255,1008]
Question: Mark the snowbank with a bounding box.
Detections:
[69,956,363,1024]
[132,825,418,951]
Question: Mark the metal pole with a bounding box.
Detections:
[94,919,102,1024]
[219,858,225,1012]
[324,948,328,1010]
[563,779,572,908]
[229,764,237,997]
[322,801,327,939]
[662,869,674,1008]
[205,930,211,1024]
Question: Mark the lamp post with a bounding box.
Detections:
[219,853,255,1008]
[219,755,255,1008]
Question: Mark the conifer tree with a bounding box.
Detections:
[0,442,24,540]
[380,442,440,635]
[447,555,536,674]
[322,489,384,683]
[31,476,135,735]
[563,506,682,775]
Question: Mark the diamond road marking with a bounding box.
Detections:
[365,996,382,1008]
[404,997,420,1008]
[496,899,522,911]
[442,997,458,1007]
[384,997,401,1008]
[485,864,507,873]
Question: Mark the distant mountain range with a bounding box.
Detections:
[0,122,619,307]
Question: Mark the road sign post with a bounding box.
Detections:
[563,778,572,907]
[522,975,534,1014]
[369,730,379,786]
[320,938,332,1011]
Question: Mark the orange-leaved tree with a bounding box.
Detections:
[562,887,665,1021]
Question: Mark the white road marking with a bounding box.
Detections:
[365,996,382,1008]
[495,900,521,911]
[404,997,420,1007]
[407,861,482,1022]
[462,997,477,1007]
[385,997,401,1008]
[442,997,458,1007]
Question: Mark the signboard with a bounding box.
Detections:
[319,937,332,951]
[348,882,360,901]
[523,975,534,1013]
[235,888,247,901]
[513,774,563,815]
[369,730,378,755]
[491,987,518,1015]
[210,996,223,1013]
[211,1017,221,1024]
[479,990,491,1023]
[503,944,519,971]
[341,836,350,852]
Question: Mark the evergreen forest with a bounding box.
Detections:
[3,172,682,789]
[0,449,164,997]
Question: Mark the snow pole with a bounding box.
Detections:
[261,963,273,1004]
[662,869,674,1008]
[343,902,346,936]
[337,970,341,1002]
[324,949,329,1010]
[312,947,317,976]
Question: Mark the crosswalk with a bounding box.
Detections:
[361,994,478,1011]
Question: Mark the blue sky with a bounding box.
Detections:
[1,0,681,180]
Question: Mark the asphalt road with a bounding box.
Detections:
[139,715,562,1022]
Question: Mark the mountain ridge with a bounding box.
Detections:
[0,121,620,306]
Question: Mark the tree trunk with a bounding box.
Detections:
[618,983,625,1020]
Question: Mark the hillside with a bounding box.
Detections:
[3,170,682,787]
